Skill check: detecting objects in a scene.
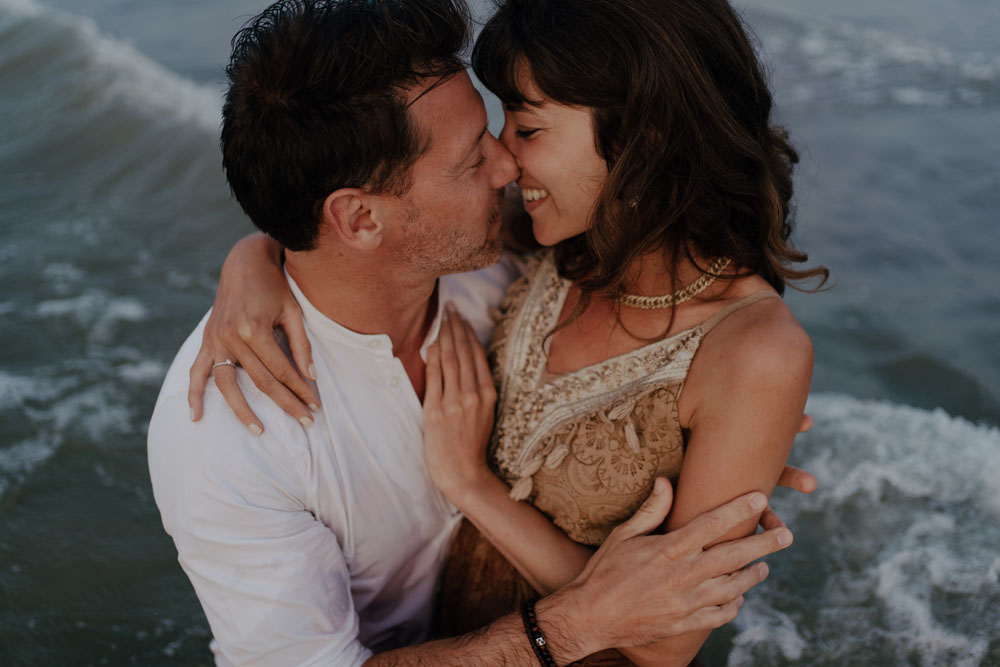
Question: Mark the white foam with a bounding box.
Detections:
[0,438,58,502]
[987,558,1000,583]
[35,290,148,344]
[0,369,68,410]
[91,24,223,134]
[728,600,806,665]
[890,87,950,107]
[119,359,167,385]
[39,383,134,441]
[727,393,1000,664]
[42,263,86,293]
[876,547,988,666]
[751,12,1000,110]
[0,438,56,475]
[0,0,43,17]
[0,369,148,500]
[797,395,1000,509]
[0,0,222,133]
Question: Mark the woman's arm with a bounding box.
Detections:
[626,302,814,666]
[423,311,808,629]
[424,307,595,592]
[187,233,318,434]
[425,306,812,666]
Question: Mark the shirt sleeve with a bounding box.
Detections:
[148,387,372,667]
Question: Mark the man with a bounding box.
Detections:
[148,1,808,664]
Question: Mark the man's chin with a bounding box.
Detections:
[442,239,504,277]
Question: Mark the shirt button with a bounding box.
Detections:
[389,377,400,388]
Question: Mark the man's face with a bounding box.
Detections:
[383,72,519,276]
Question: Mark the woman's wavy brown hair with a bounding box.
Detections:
[472,0,828,302]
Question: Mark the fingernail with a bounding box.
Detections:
[308,403,320,412]
[309,364,317,381]
[750,493,767,511]
[299,415,314,428]
[190,407,197,422]
[653,477,668,495]
[776,528,793,546]
[248,424,263,436]
[757,563,770,580]
[446,302,456,314]
[737,596,745,608]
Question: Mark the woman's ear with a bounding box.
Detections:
[321,188,384,251]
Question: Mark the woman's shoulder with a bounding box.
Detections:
[708,299,813,408]
[679,286,813,428]
[687,278,813,392]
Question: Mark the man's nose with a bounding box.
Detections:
[487,133,520,187]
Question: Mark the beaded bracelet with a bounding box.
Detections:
[520,598,558,667]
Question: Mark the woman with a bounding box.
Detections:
[192,0,826,663]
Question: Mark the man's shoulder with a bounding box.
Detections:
[148,313,313,528]
[152,311,303,435]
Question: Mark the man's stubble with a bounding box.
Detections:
[396,191,505,277]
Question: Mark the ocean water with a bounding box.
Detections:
[0,0,997,664]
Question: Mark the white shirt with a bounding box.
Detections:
[148,258,519,666]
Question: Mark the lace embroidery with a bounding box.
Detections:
[488,252,706,545]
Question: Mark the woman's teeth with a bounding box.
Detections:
[522,188,549,202]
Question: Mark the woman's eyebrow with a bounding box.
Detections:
[503,100,545,114]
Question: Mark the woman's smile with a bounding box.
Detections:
[520,186,550,211]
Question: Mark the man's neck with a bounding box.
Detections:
[284,251,438,363]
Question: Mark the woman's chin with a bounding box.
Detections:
[531,217,575,247]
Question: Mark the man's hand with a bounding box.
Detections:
[538,479,792,661]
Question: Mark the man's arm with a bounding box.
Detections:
[157,326,794,666]
[149,386,372,667]
[367,481,789,665]
[152,378,788,666]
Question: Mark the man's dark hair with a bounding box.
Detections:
[221,0,471,251]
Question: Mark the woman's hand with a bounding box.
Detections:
[188,233,319,434]
[423,304,497,499]
[773,414,819,495]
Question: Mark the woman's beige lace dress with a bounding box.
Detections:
[437,252,777,664]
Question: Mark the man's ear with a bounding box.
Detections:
[321,188,384,251]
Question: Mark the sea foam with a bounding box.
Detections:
[726,393,1000,666]
[35,290,149,344]
[0,0,222,134]
[746,9,1000,111]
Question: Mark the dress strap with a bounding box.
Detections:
[699,290,780,335]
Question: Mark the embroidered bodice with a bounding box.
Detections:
[487,251,776,545]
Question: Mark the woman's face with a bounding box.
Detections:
[498,74,608,246]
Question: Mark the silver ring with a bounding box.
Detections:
[212,359,236,369]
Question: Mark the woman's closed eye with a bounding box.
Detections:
[515,128,539,139]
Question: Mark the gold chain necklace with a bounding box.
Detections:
[617,257,732,310]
